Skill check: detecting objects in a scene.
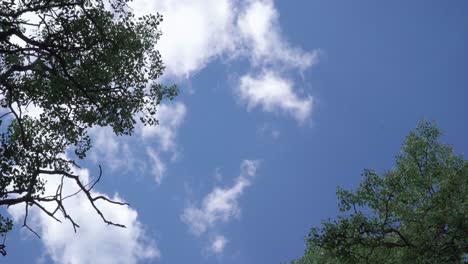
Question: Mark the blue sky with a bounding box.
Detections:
[4,0,468,263]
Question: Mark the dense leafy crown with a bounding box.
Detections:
[0,0,177,255]
[294,121,467,264]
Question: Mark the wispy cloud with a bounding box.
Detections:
[88,102,186,185]
[238,71,313,123]
[146,147,167,185]
[181,160,259,254]
[88,127,138,171]
[140,102,186,153]
[257,123,281,139]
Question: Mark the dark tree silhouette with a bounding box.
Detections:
[0,0,176,255]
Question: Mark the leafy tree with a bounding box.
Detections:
[294,121,468,263]
[0,0,177,255]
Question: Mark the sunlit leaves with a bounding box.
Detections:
[0,0,176,254]
[295,121,468,263]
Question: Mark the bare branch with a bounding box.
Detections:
[38,168,127,228]
[22,203,40,238]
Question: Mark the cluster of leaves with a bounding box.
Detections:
[293,121,467,263]
[0,0,177,255]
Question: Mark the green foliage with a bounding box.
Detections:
[294,121,468,263]
[0,0,176,255]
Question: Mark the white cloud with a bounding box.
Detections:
[130,0,236,78]
[146,147,166,185]
[8,166,159,264]
[238,71,313,123]
[237,0,319,70]
[88,127,137,171]
[131,0,318,78]
[140,102,186,153]
[87,102,186,185]
[236,0,318,123]
[131,0,318,122]
[181,160,259,236]
[209,235,228,254]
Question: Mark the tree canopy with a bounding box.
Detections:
[0,0,176,255]
[294,121,468,263]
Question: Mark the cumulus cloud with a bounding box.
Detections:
[236,0,317,123]
[238,71,313,123]
[8,166,159,264]
[131,0,318,77]
[237,0,318,70]
[131,0,318,122]
[181,160,259,236]
[130,0,236,78]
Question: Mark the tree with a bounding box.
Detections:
[294,121,468,263]
[0,0,177,255]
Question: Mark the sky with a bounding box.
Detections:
[4,0,468,263]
